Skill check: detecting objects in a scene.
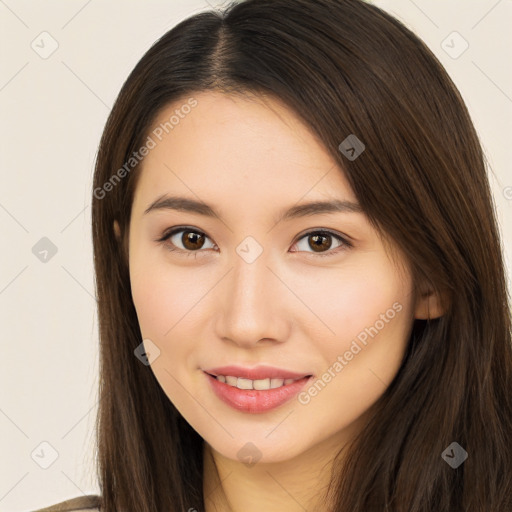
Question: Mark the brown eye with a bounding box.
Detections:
[292,230,351,257]
[158,227,351,258]
[160,227,216,255]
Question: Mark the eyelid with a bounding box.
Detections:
[157,225,352,257]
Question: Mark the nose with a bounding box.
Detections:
[214,249,290,349]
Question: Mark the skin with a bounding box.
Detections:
[115,91,444,512]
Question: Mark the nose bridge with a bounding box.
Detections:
[232,247,270,305]
[230,233,273,300]
[215,238,287,346]
[229,242,274,316]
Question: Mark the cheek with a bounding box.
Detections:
[291,257,409,347]
[130,267,174,337]
[296,256,413,404]
[130,261,201,414]
[129,252,214,393]
[295,274,411,435]
[129,246,200,338]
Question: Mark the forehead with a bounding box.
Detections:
[132,91,357,215]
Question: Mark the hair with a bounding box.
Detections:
[89,0,512,510]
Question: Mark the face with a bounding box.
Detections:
[125,90,417,464]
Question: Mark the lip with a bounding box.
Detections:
[203,365,311,380]
[204,371,313,414]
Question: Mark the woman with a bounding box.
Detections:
[33,0,512,510]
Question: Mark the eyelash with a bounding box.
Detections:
[156,226,352,258]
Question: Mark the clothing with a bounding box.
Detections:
[31,495,100,512]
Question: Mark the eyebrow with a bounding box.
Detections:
[144,194,363,224]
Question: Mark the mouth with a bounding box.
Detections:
[203,370,314,414]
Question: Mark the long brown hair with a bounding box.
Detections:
[90,0,512,510]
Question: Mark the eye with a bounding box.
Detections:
[291,229,352,257]
[156,227,352,258]
[157,226,217,257]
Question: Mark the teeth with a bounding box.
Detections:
[225,376,238,386]
[214,375,302,390]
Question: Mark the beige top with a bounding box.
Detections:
[31,495,100,512]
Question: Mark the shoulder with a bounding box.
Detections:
[31,495,101,512]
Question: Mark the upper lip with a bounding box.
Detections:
[203,365,312,380]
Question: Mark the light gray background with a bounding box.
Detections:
[1,1,511,510]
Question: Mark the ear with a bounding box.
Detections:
[414,286,448,320]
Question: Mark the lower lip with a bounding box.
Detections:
[205,372,312,413]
